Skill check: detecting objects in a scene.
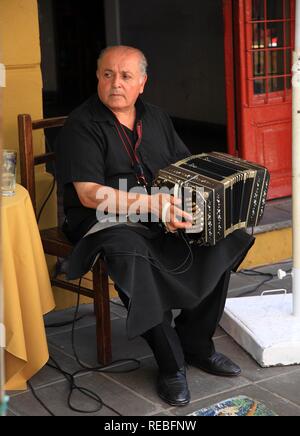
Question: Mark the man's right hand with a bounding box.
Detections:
[74,182,193,231]
[152,193,193,232]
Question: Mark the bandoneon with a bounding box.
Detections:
[154,152,270,246]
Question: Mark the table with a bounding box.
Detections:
[2,185,55,390]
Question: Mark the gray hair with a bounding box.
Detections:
[97,45,148,76]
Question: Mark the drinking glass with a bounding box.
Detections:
[1,150,17,196]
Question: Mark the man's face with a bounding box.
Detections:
[97,48,147,113]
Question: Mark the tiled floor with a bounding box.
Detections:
[6,260,300,416]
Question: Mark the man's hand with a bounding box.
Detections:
[152,193,193,232]
[74,183,193,231]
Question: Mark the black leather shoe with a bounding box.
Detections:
[157,368,190,406]
[185,352,241,377]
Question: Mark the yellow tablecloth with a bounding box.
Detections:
[2,185,55,390]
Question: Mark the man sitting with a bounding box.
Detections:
[56,45,254,406]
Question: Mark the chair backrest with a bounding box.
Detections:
[18,114,67,214]
[18,114,112,365]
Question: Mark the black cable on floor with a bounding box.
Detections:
[237,262,292,296]
[29,279,141,416]
[46,356,121,415]
[69,283,141,375]
[28,382,55,417]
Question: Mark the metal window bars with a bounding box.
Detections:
[247,0,295,102]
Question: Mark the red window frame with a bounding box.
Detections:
[244,0,295,106]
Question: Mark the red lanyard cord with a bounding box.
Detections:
[114,121,135,165]
[114,120,147,186]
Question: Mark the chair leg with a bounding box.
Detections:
[93,259,112,365]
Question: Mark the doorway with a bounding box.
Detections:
[228,0,295,198]
[119,0,227,154]
[38,0,106,117]
[38,0,227,154]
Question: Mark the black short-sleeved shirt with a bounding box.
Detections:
[55,94,191,242]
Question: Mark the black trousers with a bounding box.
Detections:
[116,269,231,374]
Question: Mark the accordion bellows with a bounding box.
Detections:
[154,152,270,246]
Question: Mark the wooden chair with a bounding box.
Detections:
[18,114,112,365]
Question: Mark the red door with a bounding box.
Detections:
[224,0,295,199]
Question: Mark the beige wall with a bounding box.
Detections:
[1,0,43,154]
[0,0,57,226]
[1,0,58,220]
[0,0,62,300]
